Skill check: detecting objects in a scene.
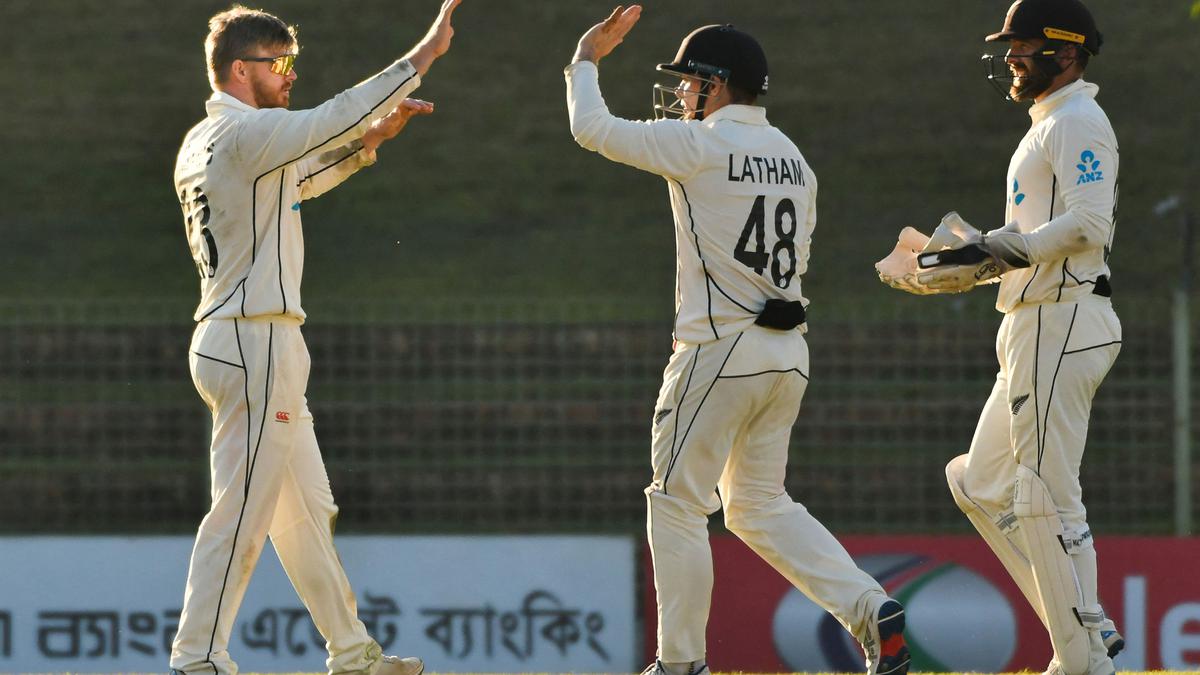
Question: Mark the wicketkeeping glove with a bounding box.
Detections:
[876,226,938,295]
[915,216,1031,293]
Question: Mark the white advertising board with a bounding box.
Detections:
[0,536,635,673]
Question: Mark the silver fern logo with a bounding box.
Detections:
[1011,394,1030,415]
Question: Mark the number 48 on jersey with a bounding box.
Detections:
[734,195,797,289]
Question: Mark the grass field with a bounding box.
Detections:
[77,667,1190,672]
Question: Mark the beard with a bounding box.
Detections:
[1008,62,1054,101]
[250,74,290,109]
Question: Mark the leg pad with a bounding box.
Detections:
[1014,465,1090,675]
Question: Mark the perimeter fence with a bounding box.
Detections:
[1,297,1195,535]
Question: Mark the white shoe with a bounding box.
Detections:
[1042,648,1114,675]
[641,662,664,675]
[640,660,709,675]
[375,655,424,675]
[1043,660,1114,675]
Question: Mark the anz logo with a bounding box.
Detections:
[1012,179,1025,206]
[1076,149,1104,185]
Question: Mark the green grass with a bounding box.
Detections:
[46,667,1190,672]
[1,1,1196,307]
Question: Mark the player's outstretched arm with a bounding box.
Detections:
[573,5,642,65]
[232,0,463,177]
[293,97,436,202]
[362,98,436,154]
[564,4,701,179]
[404,0,464,77]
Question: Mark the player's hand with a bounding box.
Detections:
[407,0,464,76]
[876,226,945,295]
[362,99,435,154]
[425,0,462,58]
[914,220,1031,292]
[914,252,1000,293]
[573,5,642,65]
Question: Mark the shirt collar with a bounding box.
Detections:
[1029,79,1097,124]
[206,90,257,116]
[703,104,768,125]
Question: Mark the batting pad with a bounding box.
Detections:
[945,456,1048,632]
[1013,464,1090,675]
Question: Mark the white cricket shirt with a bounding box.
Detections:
[175,60,421,322]
[565,61,815,344]
[996,79,1118,312]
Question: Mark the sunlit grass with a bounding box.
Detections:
[140,671,1189,675]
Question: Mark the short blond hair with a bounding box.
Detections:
[205,5,298,87]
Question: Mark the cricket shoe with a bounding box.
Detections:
[1042,660,1115,675]
[862,599,910,675]
[1042,640,1116,675]
[375,655,424,675]
[1100,629,1124,658]
[640,659,709,675]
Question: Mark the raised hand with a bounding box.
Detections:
[425,0,462,58]
[407,0,464,76]
[574,4,642,65]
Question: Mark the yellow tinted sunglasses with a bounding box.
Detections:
[240,53,296,75]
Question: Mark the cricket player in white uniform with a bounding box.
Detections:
[170,2,464,674]
[567,7,909,675]
[877,1,1122,673]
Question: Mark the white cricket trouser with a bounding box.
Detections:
[646,324,886,663]
[960,295,1121,645]
[171,317,380,675]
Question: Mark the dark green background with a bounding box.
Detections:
[2,1,1195,310]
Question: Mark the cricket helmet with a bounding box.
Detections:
[658,24,769,95]
[653,24,767,121]
[981,0,1102,101]
[986,0,1103,55]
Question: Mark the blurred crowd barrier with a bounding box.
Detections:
[1,297,1195,535]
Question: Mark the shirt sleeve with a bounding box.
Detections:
[294,139,376,201]
[564,60,704,180]
[234,60,420,177]
[1022,113,1117,264]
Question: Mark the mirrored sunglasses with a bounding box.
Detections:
[240,53,296,75]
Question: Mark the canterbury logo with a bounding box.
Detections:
[275,411,291,423]
[1010,394,1030,416]
[654,408,673,425]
